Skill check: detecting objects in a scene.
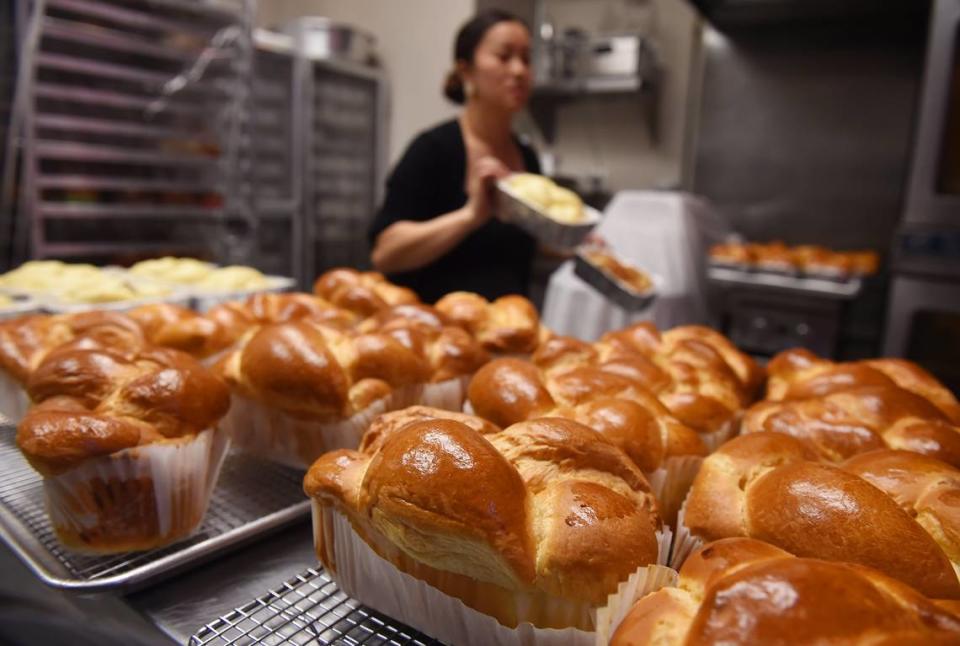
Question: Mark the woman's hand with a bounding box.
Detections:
[465,155,510,226]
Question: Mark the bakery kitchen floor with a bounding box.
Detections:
[0,544,174,646]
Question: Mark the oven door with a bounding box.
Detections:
[884,275,960,395]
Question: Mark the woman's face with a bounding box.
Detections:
[463,21,531,113]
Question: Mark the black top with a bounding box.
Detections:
[368,119,539,304]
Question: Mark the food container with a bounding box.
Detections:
[284,17,377,65]
[0,293,40,321]
[497,180,600,249]
[190,275,297,312]
[573,254,659,312]
[44,425,230,554]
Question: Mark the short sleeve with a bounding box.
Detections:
[368,132,441,245]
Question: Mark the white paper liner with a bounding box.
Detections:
[698,412,742,453]
[462,400,476,415]
[670,493,705,570]
[0,369,30,423]
[44,425,229,553]
[222,393,389,468]
[315,504,675,646]
[420,375,471,411]
[644,455,704,527]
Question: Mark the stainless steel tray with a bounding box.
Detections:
[190,566,443,645]
[0,416,310,592]
[708,266,863,300]
[574,254,658,312]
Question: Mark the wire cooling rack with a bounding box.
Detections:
[0,417,310,591]
[190,566,443,645]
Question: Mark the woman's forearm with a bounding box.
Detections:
[370,205,482,273]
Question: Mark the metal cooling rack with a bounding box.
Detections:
[0,418,310,592]
[190,567,443,646]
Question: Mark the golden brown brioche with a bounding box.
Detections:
[17,347,230,476]
[128,303,237,359]
[313,268,418,317]
[594,322,756,436]
[305,415,662,628]
[661,326,764,398]
[435,291,545,354]
[708,242,753,265]
[743,385,960,467]
[220,320,429,420]
[580,249,653,294]
[842,449,960,565]
[467,358,556,428]
[0,311,147,384]
[468,357,707,472]
[612,537,960,646]
[682,432,960,598]
[356,304,490,382]
[359,405,501,454]
[766,348,960,424]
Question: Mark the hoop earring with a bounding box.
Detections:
[463,80,475,99]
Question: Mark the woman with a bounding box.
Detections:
[368,10,539,304]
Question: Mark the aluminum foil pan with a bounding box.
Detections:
[496,180,599,249]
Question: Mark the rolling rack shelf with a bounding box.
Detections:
[190,567,442,646]
[17,0,253,265]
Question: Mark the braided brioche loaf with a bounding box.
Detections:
[435,291,550,355]
[612,537,960,645]
[313,268,419,317]
[217,315,489,465]
[745,349,960,467]
[17,346,230,552]
[680,432,960,598]
[304,412,664,631]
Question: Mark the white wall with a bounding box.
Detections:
[256,0,474,166]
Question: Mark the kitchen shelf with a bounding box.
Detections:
[42,16,201,63]
[533,74,652,96]
[36,141,220,166]
[35,114,210,139]
[37,175,222,192]
[47,0,235,33]
[38,202,225,219]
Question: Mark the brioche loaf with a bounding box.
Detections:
[16,346,230,552]
[681,432,960,598]
[612,537,960,645]
[305,414,662,630]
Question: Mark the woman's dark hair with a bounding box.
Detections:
[443,9,527,104]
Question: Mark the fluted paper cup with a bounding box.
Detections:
[44,425,229,553]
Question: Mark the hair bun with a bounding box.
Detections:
[443,68,465,104]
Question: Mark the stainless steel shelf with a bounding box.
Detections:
[37,175,221,192]
[42,16,199,63]
[36,141,220,166]
[37,53,234,98]
[708,266,864,299]
[39,201,225,219]
[48,0,234,36]
[36,114,208,139]
[36,241,211,257]
[34,83,209,115]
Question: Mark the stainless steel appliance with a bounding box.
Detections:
[884,0,960,394]
[290,28,388,285]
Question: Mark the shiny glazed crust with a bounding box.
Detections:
[304,414,662,629]
[612,537,960,645]
[682,432,960,599]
